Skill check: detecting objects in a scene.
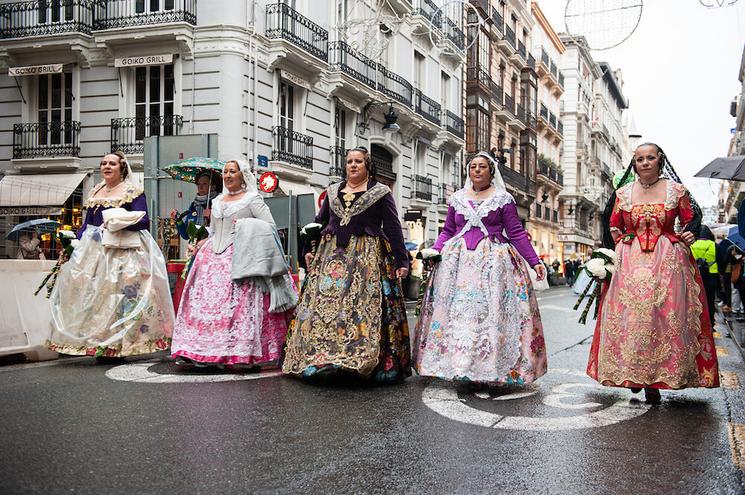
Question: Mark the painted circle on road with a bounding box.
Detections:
[106,362,283,383]
[422,368,650,431]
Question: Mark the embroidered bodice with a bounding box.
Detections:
[78,181,148,239]
[610,180,695,252]
[210,193,275,254]
[313,179,408,269]
[433,189,540,266]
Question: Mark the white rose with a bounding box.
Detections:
[594,248,616,261]
[605,262,616,275]
[58,230,76,239]
[70,239,80,249]
[585,258,608,279]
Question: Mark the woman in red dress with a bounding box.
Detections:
[587,143,720,404]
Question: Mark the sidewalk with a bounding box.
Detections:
[723,311,745,361]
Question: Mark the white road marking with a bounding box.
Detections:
[105,362,283,383]
[422,368,650,431]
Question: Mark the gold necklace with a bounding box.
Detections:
[343,178,367,209]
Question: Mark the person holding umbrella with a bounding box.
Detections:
[17,230,45,260]
[46,151,174,361]
[170,169,222,239]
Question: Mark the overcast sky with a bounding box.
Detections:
[536,0,745,207]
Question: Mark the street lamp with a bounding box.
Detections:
[356,101,400,135]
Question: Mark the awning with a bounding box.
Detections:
[0,173,88,216]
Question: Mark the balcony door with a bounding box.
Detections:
[37,72,73,146]
[135,64,175,141]
[136,0,175,14]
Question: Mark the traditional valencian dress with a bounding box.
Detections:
[171,191,293,365]
[47,181,174,357]
[587,181,720,389]
[414,188,547,385]
[282,180,411,382]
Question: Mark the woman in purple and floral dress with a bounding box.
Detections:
[413,151,548,386]
[47,151,174,361]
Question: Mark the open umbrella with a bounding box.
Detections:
[694,156,745,181]
[728,225,745,250]
[404,241,418,251]
[5,218,60,241]
[162,157,225,183]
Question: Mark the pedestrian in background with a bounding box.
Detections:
[412,151,547,387]
[171,160,295,369]
[170,169,222,239]
[588,143,719,404]
[691,225,718,327]
[47,151,174,361]
[716,234,734,313]
[283,147,411,383]
[564,258,575,286]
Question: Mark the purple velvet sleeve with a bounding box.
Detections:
[502,202,540,266]
[432,205,458,252]
[315,196,330,225]
[76,209,91,239]
[123,193,150,232]
[380,193,409,269]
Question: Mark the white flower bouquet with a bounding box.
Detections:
[573,248,617,324]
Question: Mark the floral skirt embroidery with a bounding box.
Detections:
[47,227,174,357]
[171,240,293,365]
[413,238,547,385]
[587,237,720,389]
[282,234,411,382]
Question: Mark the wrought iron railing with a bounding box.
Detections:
[110,115,182,155]
[557,121,563,135]
[517,41,526,60]
[499,163,527,191]
[93,0,196,29]
[378,65,413,106]
[443,110,464,138]
[549,60,558,79]
[549,112,557,129]
[490,80,503,105]
[265,2,328,62]
[329,145,345,178]
[0,0,95,38]
[540,48,549,68]
[441,15,464,50]
[414,88,441,125]
[412,0,438,23]
[272,126,313,169]
[503,93,515,115]
[438,182,455,205]
[412,174,433,201]
[557,171,563,186]
[540,103,549,120]
[527,53,535,69]
[329,41,377,90]
[491,7,503,33]
[13,120,81,159]
[558,73,565,87]
[469,0,489,15]
[504,24,516,49]
[516,104,526,124]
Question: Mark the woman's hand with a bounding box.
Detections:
[533,263,546,281]
[396,267,409,279]
[188,238,207,256]
[304,252,314,269]
[680,231,695,246]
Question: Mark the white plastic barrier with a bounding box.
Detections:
[0,260,58,360]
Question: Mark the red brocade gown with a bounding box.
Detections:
[587,181,720,390]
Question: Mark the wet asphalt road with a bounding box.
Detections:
[1,286,745,494]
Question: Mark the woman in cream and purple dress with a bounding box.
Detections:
[414,151,548,386]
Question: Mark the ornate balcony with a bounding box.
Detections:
[443,110,464,139]
[378,65,413,107]
[412,174,433,201]
[499,162,528,192]
[491,7,503,35]
[0,0,94,38]
[412,0,438,24]
[272,126,313,169]
[441,15,464,52]
[266,2,328,63]
[93,0,196,30]
[414,88,441,125]
[328,40,377,92]
[13,120,80,159]
[110,115,183,155]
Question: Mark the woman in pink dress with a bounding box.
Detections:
[587,143,720,404]
[171,160,293,368]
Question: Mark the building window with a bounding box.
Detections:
[135,64,175,140]
[414,50,425,90]
[466,107,490,153]
[279,80,295,131]
[441,71,450,111]
[37,72,73,145]
[136,0,175,13]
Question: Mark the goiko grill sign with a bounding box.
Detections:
[114,54,173,68]
[8,64,63,77]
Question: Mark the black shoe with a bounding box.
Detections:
[630,387,642,394]
[644,388,661,405]
[94,355,125,364]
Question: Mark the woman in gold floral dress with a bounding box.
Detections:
[282,147,410,382]
[587,143,719,404]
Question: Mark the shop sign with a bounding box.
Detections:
[8,64,63,77]
[404,209,422,222]
[0,206,61,216]
[114,54,173,68]
[280,70,311,90]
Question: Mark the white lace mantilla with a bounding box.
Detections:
[211,192,258,219]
